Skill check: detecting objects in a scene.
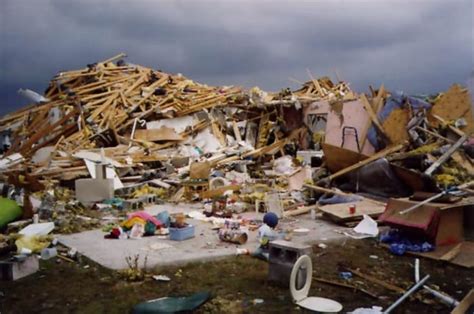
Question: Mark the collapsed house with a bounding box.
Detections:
[1,53,473,276]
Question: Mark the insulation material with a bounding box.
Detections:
[32,146,55,164]
[17,88,49,103]
[147,116,198,133]
[185,128,222,153]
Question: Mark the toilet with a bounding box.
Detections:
[290,255,343,313]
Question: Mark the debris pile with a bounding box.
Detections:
[1,54,473,293]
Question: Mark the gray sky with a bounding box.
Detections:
[1,0,473,115]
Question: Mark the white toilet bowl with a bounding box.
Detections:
[290,255,343,313]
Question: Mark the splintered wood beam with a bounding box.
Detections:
[88,93,119,121]
[373,84,386,114]
[360,94,385,134]
[124,74,147,96]
[303,184,351,197]
[358,86,386,152]
[232,120,242,142]
[306,69,324,95]
[136,74,170,106]
[100,53,127,64]
[431,114,466,137]
[414,126,455,144]
[75,73,141,95]
[18,109,79,156]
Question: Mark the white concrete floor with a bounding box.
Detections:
[59,203,348,270]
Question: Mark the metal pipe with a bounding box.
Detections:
[414,258,459,307]
[399,192,446,215]
[414,258,420,282]
[384,275,430,313]
[128,118,146,149]
[423,286,459,307]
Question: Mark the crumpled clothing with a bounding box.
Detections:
[380,229,435,256]
[127,211,162,227]
[121,216,146,229]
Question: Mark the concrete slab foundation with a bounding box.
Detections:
[59,203,348,270]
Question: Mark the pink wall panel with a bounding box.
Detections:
[304,100,375,155]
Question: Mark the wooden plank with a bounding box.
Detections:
[100,52,127,64]
[17,109,79,156]
[415,126,455,144]
[359,85,385,152]
[313,277,379,299]
[440,243,462,261]
[124,74,147,96]
[201,185,240,199]
[360,94,386,136]
[133,128,183,142]
[431,114,466,137]
[76,73,141,95]
[327,144,404,181]
[318,199,386,222]
[211,121,226,146]
[373,84,386,113]
[307,69,324,95]
[321,143,368,173]
[451,289,474,314]
[347,268,405,294]
[303,184,351,197]
[232,120,242,142]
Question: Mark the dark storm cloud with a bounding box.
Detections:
[1,0,472,115]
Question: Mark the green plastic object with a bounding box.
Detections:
[0,197,22,229]
[144,220,156,236]
[131,291,210,314]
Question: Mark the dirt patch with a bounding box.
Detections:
[1,239,471,313]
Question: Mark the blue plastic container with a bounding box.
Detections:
[169,225,195,241]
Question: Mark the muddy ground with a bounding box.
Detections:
[1,239,472,313]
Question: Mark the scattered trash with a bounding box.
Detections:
[339,271,353,280]
[380,230,435,256]
[252,298,264,305]
[1,53,473,312]
[67,248,78,259]
[40,248,57,260]
[344,215,379,239]
[348,306,383,314]
[15,236,51,254]
[293,228,310,236]
[19,222,55,237]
